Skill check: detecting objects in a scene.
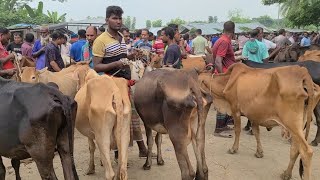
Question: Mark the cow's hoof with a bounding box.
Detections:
[100,160,103,166]
[255,152,264,158]
[143,164,151,170]
[310,140,318,147]
[280,172,291,180]
[86,168,95,175]
[228,148,238,154]
[157,159,165,166]
[247,130,254,135]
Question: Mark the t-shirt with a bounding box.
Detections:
[70,39,86,62]
[45,42,65,72]
[211,36,219,46]
[92,31,131,80]
[153,39,165,55]
[262,38,276,50]
[32,39,46,70]
[212,34,236,70]
[163,44,181,69]
[273,35,291,48]
[242,39,269,63]
[7,42,22,54]
[0,42,14,70]
[301,37,311,47]
[137,41,153,51]
[192,35,208,55]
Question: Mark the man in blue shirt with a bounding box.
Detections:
[133,29,152,51]
[81,26,97,68]
[161,27,181,69]
[301,32,311,47]
[70,29,87,62]
[32,26,50,70]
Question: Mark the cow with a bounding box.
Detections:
[134,68,212,180]
[181,56,206,71]
[199,63,320,180]
[20,62,90,98]
[0,77,78,180]
[299,50,320,62]
[242,60,320,146]
[75,69,131,180]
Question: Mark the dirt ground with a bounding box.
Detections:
[3,107,320,180]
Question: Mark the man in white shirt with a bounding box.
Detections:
[256,27,277,51]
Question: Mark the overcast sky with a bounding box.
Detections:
[30,0,280,28]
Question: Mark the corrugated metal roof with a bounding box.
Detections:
[68,17,106,25]
[149,27,164,35]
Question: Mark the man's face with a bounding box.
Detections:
[14,35,22,44]
[86,28,97,45]
[107,14,122,31]
[174,30,180,42]
[161,31,168,43]
[122,30,130,44]
[304,33,308,37]
[258,30,263,40]
[0,32,11,45]
[141,30,149,41]
[40,30,49,38]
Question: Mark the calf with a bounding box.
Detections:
[0,78,78,180]
[134,69,212,180]
[199,63,320,180]
[243,60,320,146]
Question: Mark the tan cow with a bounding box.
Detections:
[181,55,206,71]
[299,50,320,62]
[199,63,320,180]
[75,70,131,180]
[20,62,90,98]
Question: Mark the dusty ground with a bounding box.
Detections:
[3,107,320,180]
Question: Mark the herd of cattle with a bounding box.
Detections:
[1,47,320,180]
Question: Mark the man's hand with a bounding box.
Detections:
[5,68,16,76]
[7,53,15,60]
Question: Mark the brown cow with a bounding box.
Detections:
[134,69,212,180]
[299,50,320,62]
[75,70,131,180]
[199,63,320,180]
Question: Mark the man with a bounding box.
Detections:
[161,27,181,69]
[148,32,155,46]
[45,31,65,72]
[81,26,98,68]
[273,29,291,48]
[32,26,50,70]
[133,29,152,51]
[242,29,269,63]
[70,29,87,62]
[93,5,149,160]
[60,34,72,66]
[119,27,132,52]
[301,32,311,47]
[7,32,23,54]
[0,27,16,76]
[210,21,236,138]
[168,23,187,59]
[153,30,165,55]
[211,34,219,46]
[191,29,212,55]
[256,27,277,51]
[287,32,295,44]
[21,33,35,60]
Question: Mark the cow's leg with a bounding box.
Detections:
[155,133,164,165]
[56,125,79,180]
[117,108,130,180]
[243,120,251,131]
[297,134,313,180]
[229,112,241,154]
[311,104,320,146]
[11,159,21,180]
[0,157,5,180]
[281,136,299,180]
[251,124,263,158]
[143,126,154,170]
[86,138,96,175]
[170,135,195,180]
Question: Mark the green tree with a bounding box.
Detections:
[213,16,218,23]
[167,18,186,25]
[24,1,44,18]
[146,20,151,28]
[252,15,275,27]
[47,10,66,23]
[124,16,131,29]
[131,17,136,30]
[208,16,214,23]
[152,19,162,27]
[190,20,207,23]
[228,9,252,23]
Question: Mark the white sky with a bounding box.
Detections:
[29,0,280,28]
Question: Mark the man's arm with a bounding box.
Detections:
[215,56,223,73]
[32,46,45,58]
[0,69,16,77]
[50,61,61,72]
[0,53,14,63]
[205,46,212,54]
[93,56,123,73]
[214,41,229,73]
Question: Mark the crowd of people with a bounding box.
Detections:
[1,5,319,140]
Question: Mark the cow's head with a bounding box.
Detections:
[20,67,40,83]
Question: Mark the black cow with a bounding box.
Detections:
[0,77,78,180]
[242,60,320,146]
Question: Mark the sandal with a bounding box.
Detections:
[214,131,233,138]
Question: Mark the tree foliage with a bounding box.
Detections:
[123,16,131,29]
[252,15,275,27]
[152,19,162,27]
[146,20,151,28]
[131,17,136,30]
[227,9,252,23]
[208,16,214,23]
[167,18,186,25]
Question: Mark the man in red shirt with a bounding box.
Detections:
[211,21,236,138]
[0,27,16,77]
[153,30,165,56]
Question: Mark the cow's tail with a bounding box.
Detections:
[299,70,314,178]
[46,86,79,180]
